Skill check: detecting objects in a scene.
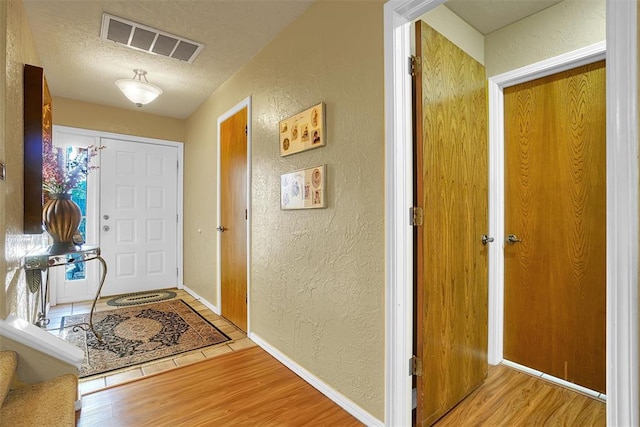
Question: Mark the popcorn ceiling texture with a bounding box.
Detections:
[484,0,605,77]
[185,1,385,420]
[2,0,43,321]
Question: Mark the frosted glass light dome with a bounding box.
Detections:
[115,69,162,107]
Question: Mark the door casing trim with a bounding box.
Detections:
[486,41,606,366]
[216,96,252,333]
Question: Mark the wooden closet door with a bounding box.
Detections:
[503,60,606,393]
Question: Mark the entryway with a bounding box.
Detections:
[50,126,184,303]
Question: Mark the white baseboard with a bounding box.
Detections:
[249,332,383,427]
[182,285,220,315]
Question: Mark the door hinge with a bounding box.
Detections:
[412,388,417,410]
[176,267,179,277]
[411,355,423,376]
[245,125,248,135]
[408,55,418,76]
[410,206,424,227]
[177,160,179,169]
[245,209,247,220]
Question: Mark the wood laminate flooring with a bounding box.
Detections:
[434,364,606,426]
[76,346,362,426]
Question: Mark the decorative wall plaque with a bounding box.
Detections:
[279,102,325,156]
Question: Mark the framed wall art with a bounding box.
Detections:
[281,164,326,210]
[279,102,325,156]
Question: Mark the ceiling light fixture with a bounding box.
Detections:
[115,69,162,107]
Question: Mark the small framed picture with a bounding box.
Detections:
[279,102,326,156]
[281,165,326,209]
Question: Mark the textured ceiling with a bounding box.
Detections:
[23,0,314,119]
[445,0,565,34]
[23,0,566,119]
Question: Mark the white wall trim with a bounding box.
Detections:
[182,284,220,315]
[489,42,607,88]
[486,42,606,365]
[249,332,383,427]
[606,0,639,425]
[216,96,252,333]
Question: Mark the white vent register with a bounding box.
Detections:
[100,13,204,63]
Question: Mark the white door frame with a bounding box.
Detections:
[383,1,638,426]
[216,96,252,333]
[51,125,185,294]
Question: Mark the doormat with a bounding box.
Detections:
[106,290,178,307]
[58,299,230,378]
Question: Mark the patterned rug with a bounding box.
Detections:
[59,299,230,378]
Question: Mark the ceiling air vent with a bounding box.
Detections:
[100,13,204,64]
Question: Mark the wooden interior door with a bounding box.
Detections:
[219,107,248,332]
[414,21,489,426]
[503,61,606,393]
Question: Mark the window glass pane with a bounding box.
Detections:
[65,146,88,281]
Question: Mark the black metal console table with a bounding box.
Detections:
[23,244,107,341]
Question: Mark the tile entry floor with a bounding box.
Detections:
[46,289,257,395]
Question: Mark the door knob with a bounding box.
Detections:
[216,226,227,232]
[481,235,494,245]
[506,234,522,244]
[103,225,110,232]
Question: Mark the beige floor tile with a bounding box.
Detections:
[202,312,220,320]
[227,330,246,340]
[174,351,206,366]
[47,319,62,330]
[212,318,230,327]
[79,377,106,395]
[105,368,143,386]
[220,325,240,335]
[203,344,234,359]
[142,359,177,375]
[228,338,257,351]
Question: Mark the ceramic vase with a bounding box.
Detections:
[42,193,81,254]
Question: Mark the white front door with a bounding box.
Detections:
[99,138,178,296]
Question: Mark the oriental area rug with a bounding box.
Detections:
[59,299,230,378]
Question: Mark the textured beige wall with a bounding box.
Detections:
[185,0,385,419]
[485,0,606,77]
[53,97,186,142]
[418,5,485,65]
[0,0,7,321]
[3,0,44,321]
